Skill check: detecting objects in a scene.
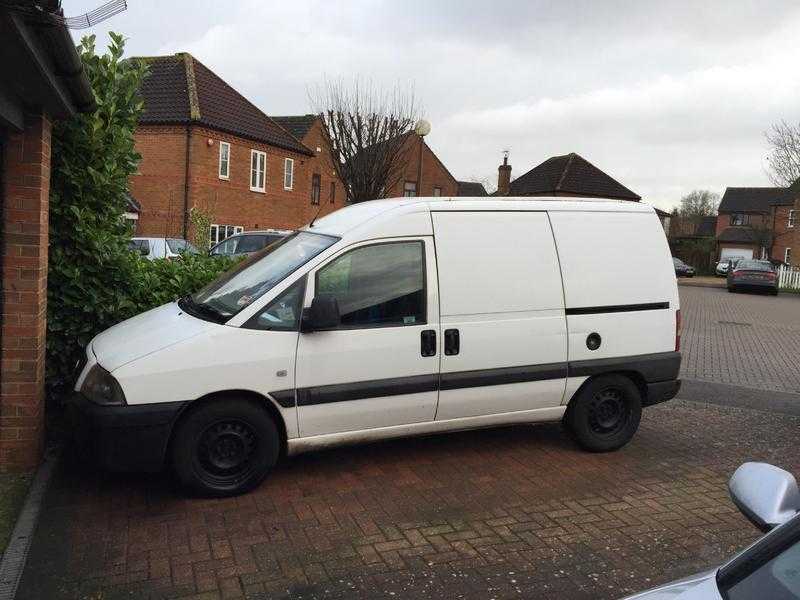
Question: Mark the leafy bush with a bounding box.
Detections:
[47,33,238,393]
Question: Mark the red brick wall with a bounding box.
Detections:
[1,113,51,471]
[770,205,794,263]
[386,136,458,199]
[294,118,343,223]
[130,123,345,244]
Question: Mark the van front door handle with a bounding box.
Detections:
[444,329,460,355]
[421,329,436,357]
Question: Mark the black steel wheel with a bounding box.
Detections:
[566,375,642,452]
[172,399,279,497]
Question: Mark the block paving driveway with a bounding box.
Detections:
[16,286,800,600]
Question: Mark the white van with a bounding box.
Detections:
[71,197,681,496]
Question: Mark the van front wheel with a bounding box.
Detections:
[566,375,642,452]
[171,399,279,497]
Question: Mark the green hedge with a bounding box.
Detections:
[46,33,239,393]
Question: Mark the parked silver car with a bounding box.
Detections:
[209,229,291,257]
[624,462,800,599]
[129,237,199,260]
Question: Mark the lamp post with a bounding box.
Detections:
[414,119,430,196]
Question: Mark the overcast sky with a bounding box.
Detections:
[68,0,800,209]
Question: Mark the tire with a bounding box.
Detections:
[566,375,642,452]
[728,286,735,293]
[171,398,279,497]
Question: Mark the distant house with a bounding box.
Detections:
[384,132,459,198]
[129,53,338,245]
[271,114,343,218]
[716,183,798,263]
[496,152,640,201]
[653,207,672,232]
[456,181,489,197]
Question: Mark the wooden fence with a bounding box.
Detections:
[778,265,800,290]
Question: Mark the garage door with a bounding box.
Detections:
[720,247,753,260]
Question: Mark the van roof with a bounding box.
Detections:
[302,196,656,237]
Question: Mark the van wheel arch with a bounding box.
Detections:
[167,390,288,462]
[565,370,647,419]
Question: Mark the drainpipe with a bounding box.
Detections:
[182,125,191,239]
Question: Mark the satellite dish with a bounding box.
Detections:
[414,119,431,137]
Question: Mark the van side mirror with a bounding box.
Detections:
[729,462,800,533]
[301,296,340,332]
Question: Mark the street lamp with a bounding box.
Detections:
[414,119,430,197]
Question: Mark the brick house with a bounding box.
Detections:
[271,114,342,216]
[384,133,459,198]
[716,183,798,264]
[496,152,641,201]
[130,54,342,246]
[1,2,94,469]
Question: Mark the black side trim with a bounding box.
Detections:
[565,302,669,315]
[440,363,567,391]
[272,352,681,408]
[270,390,296,409]
[569,351,681,383]
[295,374,439,407]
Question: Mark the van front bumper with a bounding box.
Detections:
[67,393,188,472]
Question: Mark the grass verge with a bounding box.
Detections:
[0,472,33,556]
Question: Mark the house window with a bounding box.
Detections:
[730,213,750,226]
[210,224,244,247]
[786,248,793,265]
[330,181,336,204]
[250,150,266,192]
[403,181,417,197]
[311,174,321,205]
[218,141,230,179]
[284,158,294,190]
[789,209,796,228]
[433,187,442,197]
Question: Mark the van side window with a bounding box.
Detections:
[316,241,425,328]
[243,279,305,331]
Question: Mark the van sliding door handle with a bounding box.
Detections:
[444,329,460,355]
[421,330,436,357]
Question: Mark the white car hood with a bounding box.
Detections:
[91,302,215,372]
[623,571,719,600]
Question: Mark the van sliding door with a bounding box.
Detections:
[431,211,567,420]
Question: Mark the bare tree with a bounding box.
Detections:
[310,78,420,203]
[678,189,719,226]
[765,120,800,186]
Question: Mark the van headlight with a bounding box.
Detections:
[80,365,126,406]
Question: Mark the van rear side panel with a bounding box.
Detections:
[548,210,679,362]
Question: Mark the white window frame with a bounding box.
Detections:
[250,150,266,193]
[284,158,294,190]
[789,209,796,228]
[786,247,792,265]
[210,223,244,247]
[403,181,417,197]
[218,141,230,180]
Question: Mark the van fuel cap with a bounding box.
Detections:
[586,333,602,351]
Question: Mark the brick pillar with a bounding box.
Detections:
[0,112,52,471]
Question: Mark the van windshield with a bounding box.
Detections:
[184,231,338,321]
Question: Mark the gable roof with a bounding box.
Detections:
[271,115,317,141]
[508,153,640,201]
[718,187,794,213]
[456,181,488,197]
[134,54,312,156]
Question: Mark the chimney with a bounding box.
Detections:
[497,150,511,196]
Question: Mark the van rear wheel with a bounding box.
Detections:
[566,375,642,452]
[171,399,279,497]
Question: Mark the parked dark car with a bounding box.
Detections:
[727,259,778,295]
[672,257,695,277]
[209,229,291,257]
